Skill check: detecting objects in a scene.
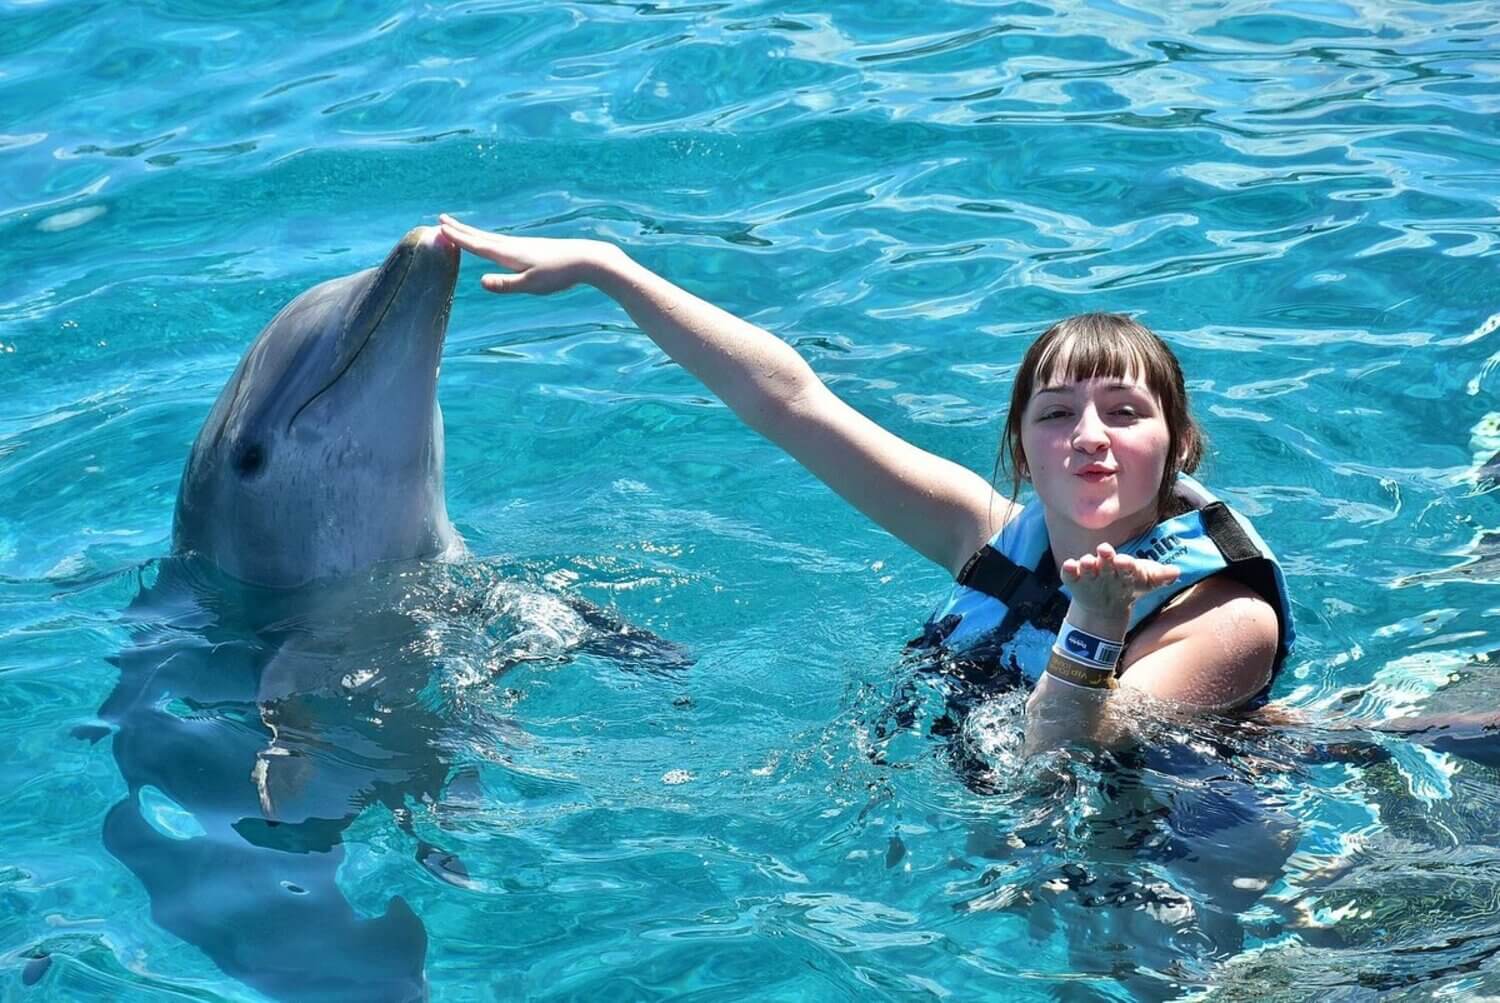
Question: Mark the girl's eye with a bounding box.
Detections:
[1038,410,1069,420]
[1113,407,1139,417]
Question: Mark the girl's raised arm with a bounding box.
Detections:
[438,215,1012,575]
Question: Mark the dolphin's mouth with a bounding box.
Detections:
[286,231,442,430]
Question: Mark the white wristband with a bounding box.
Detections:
[1054,623,1123,670]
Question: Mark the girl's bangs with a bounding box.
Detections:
[1032,329,1153,391]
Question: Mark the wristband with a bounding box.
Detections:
[1055,623,1123,671]
[1043,649,1117,690]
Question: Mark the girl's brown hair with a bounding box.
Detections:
[998,313,1205,519]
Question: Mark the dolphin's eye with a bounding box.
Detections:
[234,443,266,478]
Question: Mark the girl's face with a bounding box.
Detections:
[1019,374,1171,536]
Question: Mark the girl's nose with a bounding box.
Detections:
[1071,407,1110,452]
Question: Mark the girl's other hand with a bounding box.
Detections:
[1061,541,1180,626]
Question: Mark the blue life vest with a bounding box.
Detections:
[912,475,1295,695]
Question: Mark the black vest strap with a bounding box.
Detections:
[956,545,1024,600]
[956,545,1070,638]
[1196,501,1289,663]
[1199,502,1258,563]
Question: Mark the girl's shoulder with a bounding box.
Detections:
[1118,574,1280,710]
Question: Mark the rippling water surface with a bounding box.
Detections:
[4,1,1500,999]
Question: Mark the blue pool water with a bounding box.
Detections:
[4,0,1500,998]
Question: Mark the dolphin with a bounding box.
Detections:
[100,226,689,1003]
[101,227,462,1003]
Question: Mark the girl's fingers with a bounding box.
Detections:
[438,223,488,252]
[1150,564,1182,587]
[1097,545,1116,575]
[440,226,532,273]
[441,216,515,258]
[1127,558,1180,589]
[1062,545,1184,592]
[438,213,484,234]
[438,223,493,250]
[438,215,501,249]
[436,218,480,242]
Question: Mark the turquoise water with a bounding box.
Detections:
[4,0,1500,998]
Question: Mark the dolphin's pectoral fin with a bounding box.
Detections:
[566,597,694,675]
[417,766,484,887]
[582,623,695,674]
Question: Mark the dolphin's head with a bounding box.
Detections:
[173,226,463,588]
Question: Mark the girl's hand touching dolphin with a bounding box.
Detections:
[438,214,620,295]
